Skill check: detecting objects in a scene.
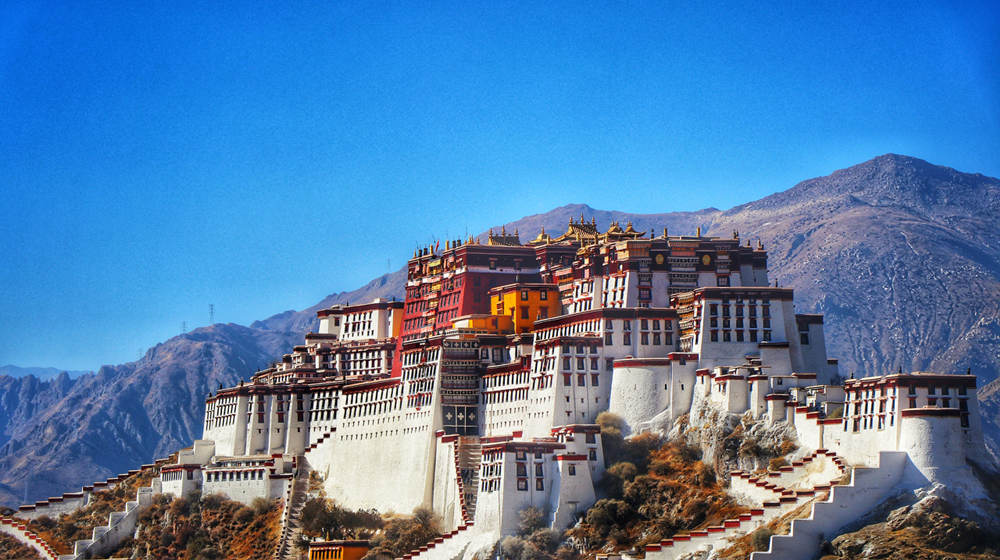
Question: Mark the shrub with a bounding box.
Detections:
[251,497,272,516]
[751,528,774,551]
[518,507,547,537]
[768,457,788,470]
[499,536,525,560]
[233,506,254,525]
[526,528,560,554]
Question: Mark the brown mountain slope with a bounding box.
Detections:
[0,324,300,507]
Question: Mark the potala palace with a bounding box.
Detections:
[6,219,995,560]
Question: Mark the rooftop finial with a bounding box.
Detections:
[696,226,701,237]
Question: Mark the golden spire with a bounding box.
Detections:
[696,226,701,237]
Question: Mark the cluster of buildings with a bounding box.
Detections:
[155,218,988,556]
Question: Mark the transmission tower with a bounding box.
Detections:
[181,321,187,334]
[209,304,215,324]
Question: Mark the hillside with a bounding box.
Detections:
[1,154,998,508]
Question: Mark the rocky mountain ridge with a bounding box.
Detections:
[1,153,998,508]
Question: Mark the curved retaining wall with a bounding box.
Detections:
[608,360,670,434]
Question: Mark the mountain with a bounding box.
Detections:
[0,365,92,380]
[0,324,302,507]
[2,154,999,508]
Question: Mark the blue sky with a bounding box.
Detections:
[1,1,998,370]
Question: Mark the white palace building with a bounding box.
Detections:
[12,220,992,560]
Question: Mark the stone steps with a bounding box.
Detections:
[644,450,851,559]
[0,516,59,559]
[750,451,907,560]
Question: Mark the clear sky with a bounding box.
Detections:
[1,1,997,371]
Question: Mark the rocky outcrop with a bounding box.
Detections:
[823,493,999,559]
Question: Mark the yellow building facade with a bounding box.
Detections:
[489,283,561,334]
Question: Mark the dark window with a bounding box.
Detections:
[521,290,529,301]
[536,478,544,491]
[585,433,596,444]
[800,332,809,345]
[568,464,576,476]
[710,331,719,342]
[516,463,527,476]
[517,478,527,491]
[521,307,530,319]
[535,463,543,476]
[588,448,597,460]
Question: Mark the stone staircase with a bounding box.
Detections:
[54,481,159,560]
[399,523,477,560]
[274,467,310,560]
[456,437,481,524]
[17,457,172,521]
[0,516,58,559]
[750,451,907,560]
[303,429,336,455]
[643,450,849,560]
